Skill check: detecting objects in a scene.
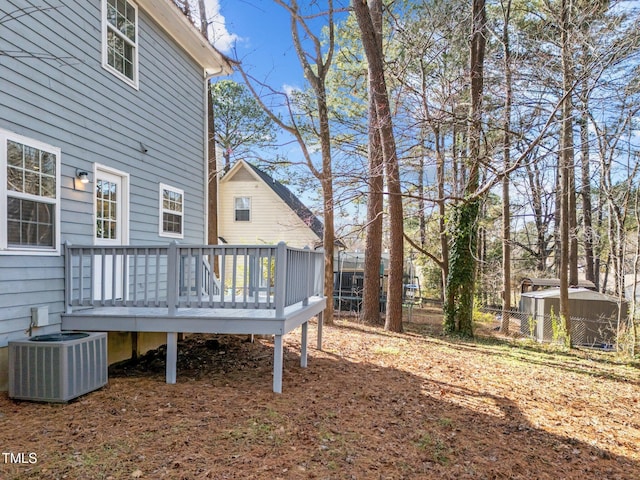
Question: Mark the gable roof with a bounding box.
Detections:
[136,0,234,76]
[224,160,325,242]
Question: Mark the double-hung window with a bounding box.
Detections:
[234,197,251,222]
[159,184,184,238]
[103,0,138,88]
[0,129,61,255]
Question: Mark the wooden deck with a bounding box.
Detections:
[62,242,326,393]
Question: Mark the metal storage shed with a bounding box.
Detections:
[520,277,596,293]
[519,288,626,346]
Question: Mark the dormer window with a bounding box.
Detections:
[102,0,139,88]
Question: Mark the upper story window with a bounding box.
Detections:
[159,184,184,238]
[0,129,61,255]
[103,0,139,88]
[234,197,251,222]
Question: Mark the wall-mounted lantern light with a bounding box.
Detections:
[76,169,90,184]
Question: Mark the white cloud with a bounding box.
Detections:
[205,0,240,54]
[282,83,301,97]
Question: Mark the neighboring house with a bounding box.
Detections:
[0,0,232,389]
[218,160,324,248]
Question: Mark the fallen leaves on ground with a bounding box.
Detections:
[1,308,639,479]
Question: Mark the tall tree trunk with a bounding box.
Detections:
[353,0,404,332]
[525,160,547,271]
[362,0,384,324]
[569,152,578,287]
[478,204,487,304]
[631,190,640,356]
[435,127,448,297]
[554,157,562,276]
[559,0,573,346]
[452,121,460,199]
[418,139,426,250]
[316,80,336,325]
[501,0,513,333]
[223,150,231,173]
[579,72,595,284]
[595,167,606,290]
[444,0,486,337]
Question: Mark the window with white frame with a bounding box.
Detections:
[103,0,138,87]
[159,184,184,238]
[0,129,60,254]
[234,196,251,222]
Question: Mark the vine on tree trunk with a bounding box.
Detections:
[444,200,479,337]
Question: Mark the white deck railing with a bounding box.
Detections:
[64,242,324,317]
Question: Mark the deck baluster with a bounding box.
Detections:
[89,249,95,307]
[64,243,73,313]
[78,248,85,306]
[110,248,117,306]
[220,249,226,307]
[231,248,238,308]
[304,246,311,306]
[242,248,248,307]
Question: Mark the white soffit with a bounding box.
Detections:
[136,0,233,76]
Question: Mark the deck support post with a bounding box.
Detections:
[166,332,178,384]
[316,311,323,350]
[301,321,308,368]
[273,334,283,393]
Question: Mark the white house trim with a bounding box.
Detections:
[93,164,130,246]
[101,0,140,89]
[158,183,185,239]
[0,128,61,256]
[135,0,233,76]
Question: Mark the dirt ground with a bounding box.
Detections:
[1,307,639,479]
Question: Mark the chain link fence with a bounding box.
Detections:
[480,307,620,348]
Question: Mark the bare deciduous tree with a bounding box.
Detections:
[239,0,338,324]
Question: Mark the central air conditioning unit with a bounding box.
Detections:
[9,332,108,403]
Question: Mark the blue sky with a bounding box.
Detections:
[210,1,312,92]
[205,1,348,168]
[204,1,358,222]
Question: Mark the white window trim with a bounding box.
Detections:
[101,0,139,89]
[93,164,130,246]
[0,128,61,256]
[159,183,184,239]
[234,196,251,223]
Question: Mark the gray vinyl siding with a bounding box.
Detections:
[0,0,208,346]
